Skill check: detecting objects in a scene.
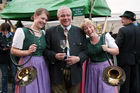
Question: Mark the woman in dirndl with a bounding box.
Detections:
[10,8,50,93]
[80,19,119,93]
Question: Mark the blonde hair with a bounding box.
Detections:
[80,19,95,30]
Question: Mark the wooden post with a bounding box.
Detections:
[89,0,96,20]
[6,19,16,32]
[102,16,108,33]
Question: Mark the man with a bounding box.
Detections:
[44,6,87,93]
[133,15,140,26]
[115,11,140,93]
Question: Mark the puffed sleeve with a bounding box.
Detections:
[105,32,118,48]
[12,28,25,49]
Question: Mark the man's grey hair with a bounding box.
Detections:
[57,6,72,17]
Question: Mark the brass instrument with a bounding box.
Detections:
[10,28,37,86]
[103,65,126,86]
[102,45,126,86]
[15,66,37,86]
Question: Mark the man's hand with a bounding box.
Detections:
[55,53,66,60]
[65,56,80,65]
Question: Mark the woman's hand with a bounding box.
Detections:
[101,45,109,52]
[28,44,37,54]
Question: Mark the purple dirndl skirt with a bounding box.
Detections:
[85,60,115,93]
[19,56,50,93]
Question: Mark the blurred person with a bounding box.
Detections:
[115,11,140,93]
[0,23,16,93]
[133,15,140,26]
[10,8,50,93]
[44,6,88,93]
[80,19,119,93]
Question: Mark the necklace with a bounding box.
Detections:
[90,35,100,45]
[30,28,41,33]
[33,30,41,33]
[30,26,41,34]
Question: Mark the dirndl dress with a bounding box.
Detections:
[85,60,115,93]
[15,56,50,93]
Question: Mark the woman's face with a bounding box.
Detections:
[83,25,96,37]
[34,12,48,29]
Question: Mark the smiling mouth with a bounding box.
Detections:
[64,20,69,23]
[88,30,93,34]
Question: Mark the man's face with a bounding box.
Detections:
[58,9,72,27]
[121,17,130,26]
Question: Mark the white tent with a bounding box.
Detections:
[107,0,140,14]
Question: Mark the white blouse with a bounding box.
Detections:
[12,28,45,49]
[12,28,25,49]
[105,32,118,48]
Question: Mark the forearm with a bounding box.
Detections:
[10,47,31,56]
[106,48,119,55]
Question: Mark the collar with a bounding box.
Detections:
[2,32,13,38]
[61,24,71,31]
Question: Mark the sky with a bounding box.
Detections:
[106,0,140,14]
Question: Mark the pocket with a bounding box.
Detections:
[71,42,82,54]
[75,42,82,46]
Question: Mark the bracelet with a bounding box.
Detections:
[21,51,24,56]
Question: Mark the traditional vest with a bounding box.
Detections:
[22,28,46,56]
[87,34,108,62]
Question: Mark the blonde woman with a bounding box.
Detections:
[80,19,119,93]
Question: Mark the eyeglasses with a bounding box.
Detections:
[60,14,71,18]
